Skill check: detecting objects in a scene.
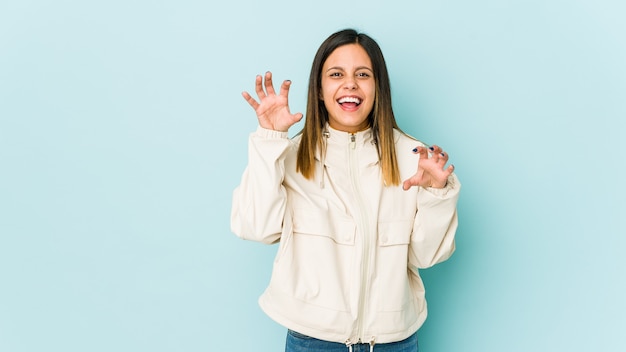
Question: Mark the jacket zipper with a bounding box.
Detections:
[345,339,376,352]
[348,133,374,344]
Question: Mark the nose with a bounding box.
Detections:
[344,77,357,90]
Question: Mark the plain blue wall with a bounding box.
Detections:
[1,0,624,351]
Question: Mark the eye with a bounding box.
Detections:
[329,72,342,77]
[357,71,371,78]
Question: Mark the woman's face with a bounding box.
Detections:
[321,44,376,133]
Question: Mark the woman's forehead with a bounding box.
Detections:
[324,44,372,69]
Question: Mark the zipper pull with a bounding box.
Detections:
[350,133,356,149]
[369,337,376,352]
[345,339,354,352]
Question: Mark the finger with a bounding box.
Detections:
[254,75,266,99]
[264,71,276,96]
[241,91,260,110]
[430,145,448,167]
[279,79,293,98]
[402,169,425,190]
[429,145,441,154]
[437,150,449,166]
[433,165,455,188]
[412,146,429,160]
[402,179,412,191]
[402,175,421,191]
[293,112,304,123]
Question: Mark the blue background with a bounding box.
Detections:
[1,0,624,351]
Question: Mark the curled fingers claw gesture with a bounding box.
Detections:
[402,145,455,190]
[242,71,303,132]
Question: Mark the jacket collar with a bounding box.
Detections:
[314,124,379,166]
[325,124,374,147]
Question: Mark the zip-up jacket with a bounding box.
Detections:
[231,125,460,345]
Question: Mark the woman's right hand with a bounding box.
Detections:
[242,71,303,132]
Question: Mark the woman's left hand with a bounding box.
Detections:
[402,145,455,190]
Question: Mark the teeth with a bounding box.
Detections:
[338,96,361,104]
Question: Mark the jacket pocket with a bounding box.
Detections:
[292,208,356,245]
[375,220,414,313]
[377,219,412,246]
[272,207,355,312]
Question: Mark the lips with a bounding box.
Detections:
[337,96,362,110]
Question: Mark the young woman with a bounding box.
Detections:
[231,29,460,352]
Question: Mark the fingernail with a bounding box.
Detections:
[412,148,418,152]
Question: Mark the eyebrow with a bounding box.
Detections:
[326,66,374,73]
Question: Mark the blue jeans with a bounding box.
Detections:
[285,330,418,352]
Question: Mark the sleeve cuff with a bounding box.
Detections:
[421,173,460,198]
[255,126,289,139]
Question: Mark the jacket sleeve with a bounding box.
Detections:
[230,126,293,244]
[408,173,461,269]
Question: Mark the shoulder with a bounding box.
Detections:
[393,128,427,149]
[291,133,303,144]
[282,133,303,166]
[393,129,428,170]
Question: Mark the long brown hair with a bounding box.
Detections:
[296,29,402,186]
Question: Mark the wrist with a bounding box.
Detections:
[430,180,448,189]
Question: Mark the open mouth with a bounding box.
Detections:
[337,96,362,109]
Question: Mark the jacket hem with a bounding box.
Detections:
[258,288,426,344]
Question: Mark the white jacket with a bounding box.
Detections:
[231,125,460,345]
